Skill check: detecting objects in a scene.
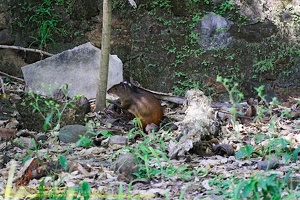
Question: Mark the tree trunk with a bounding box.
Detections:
[95,0,112,111]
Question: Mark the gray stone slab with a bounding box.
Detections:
[22,42,123,99]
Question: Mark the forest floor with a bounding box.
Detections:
[1,76,300,200]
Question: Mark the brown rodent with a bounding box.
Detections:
[107,81,163,129]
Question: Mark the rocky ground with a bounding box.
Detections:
[1,76,300,199]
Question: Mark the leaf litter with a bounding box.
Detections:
[1,78,300,199]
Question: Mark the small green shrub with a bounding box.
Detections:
[235,145,254,160]
[208,177,235,198]
[28,89,74,131]
[234,174,283,200]
[216,76,244,127]
[172,72,201,96]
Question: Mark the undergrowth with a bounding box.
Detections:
[9,0,70,49]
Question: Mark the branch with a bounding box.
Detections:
[0,71,25,82]
[0,45,53,56]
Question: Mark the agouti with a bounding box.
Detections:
[107,81,163,129]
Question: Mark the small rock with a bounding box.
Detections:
[74,96,90,114]
[114,153,138,183]
[108,135,128,145]
[196,12,233,50]
[36,135,48,143]
[212,144,235,156]
[14,137,36,149]
[0,29,14,45]
[59,125,94,143]
[145,123,159,133]
[161,116,178,131]
[257,159,279,170]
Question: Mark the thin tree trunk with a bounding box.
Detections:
[95,0,112,111]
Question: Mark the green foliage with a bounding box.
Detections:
[152,0,171,8]
[36,180,91,199]
[189,172,300,199]
[253,56,276,73]
[254,133,270,144]
[254,85,281,133]
[118,183,124,200]
[263,138,300,164]
[250,38,300,81]
[80,182,91,200]
[98,130,114,137]
[208,177,235,198]
[235,145,254,160]
[115,129,204,181]
[233,174,283,200]
[133,137,169,178]
[10,0,68,49]
[264,138,291,154]
[38,179,46,199]
[211,1,235,16]
[217,76,244,105]
[290,147,300,162]
[172,72,201,96]
[76,136,93,147]
[236,138,300,165]
[28,88,74,131]
[29,0,66,48]
[216,76,244,127]
[58,155,68,170]
[133,117,143,130]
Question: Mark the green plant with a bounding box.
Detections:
[173,74,201,96]
[98,130,114,137]
[113,126,203,181]
[28,88,74,131]
[254,85,281,133]
[36,178,91,199]
[152,0,171,8]
[233,173,283,200]
[58,154,68,170]
[28,0,65,48]
[216,76,244,127]
[133,138,169,178]
[10,0,68,49]
[253,57,276,73]
[235,145,255,160]
[207,176,235,198]
[38,178,46,199]
[264,138,291,154]
[213,1,234,16]
[263,138,300,164]
[217,76,244,105]
[76,136,93,147]
[118,183,124,200]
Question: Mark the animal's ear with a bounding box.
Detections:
[121,81,126,87]
[122,81,131,89]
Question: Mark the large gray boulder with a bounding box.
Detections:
[22,42,123,99]
[196,12,233,50]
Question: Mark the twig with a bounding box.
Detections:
[0,45,53,56]
[0,71,25,82]
[0,77,6,98]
